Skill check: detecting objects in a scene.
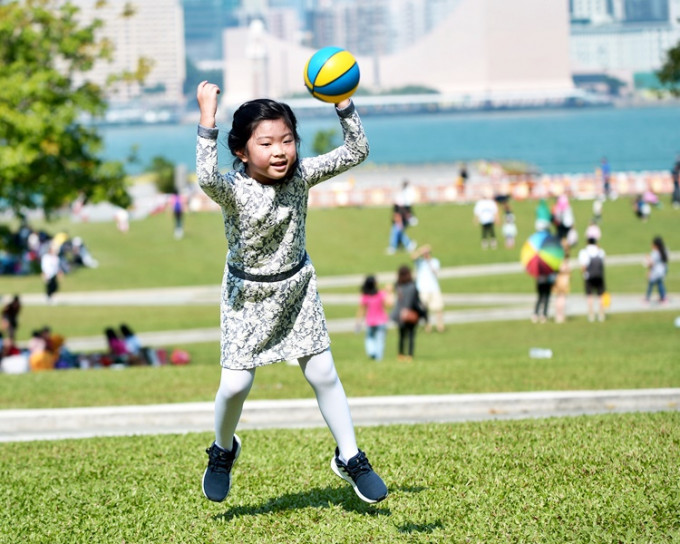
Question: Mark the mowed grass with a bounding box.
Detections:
[3,195,679,293]
[2,310,678,409]
[1,413,679,543]
[2,194,680,542]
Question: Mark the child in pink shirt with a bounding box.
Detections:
[356,275,390,361]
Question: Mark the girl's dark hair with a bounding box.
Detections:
[361,275,378,295]
[104,328,118,341]
[396,265,413,285]
[120,324,134,338]
[653,236,668,263]
[228,99,301,169]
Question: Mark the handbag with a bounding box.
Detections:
[400,307,420,324]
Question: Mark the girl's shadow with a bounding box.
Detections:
[213,485,397,521]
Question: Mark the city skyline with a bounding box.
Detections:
[60,0,680,108]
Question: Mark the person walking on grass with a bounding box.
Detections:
[644,236,668,304]
[390,265,424,362]
[195,81,387,505]
[473,188,499,249]
[411,244,445,333]
[40,244,62,304]
[355,275,391,361]
[578,237,607,322]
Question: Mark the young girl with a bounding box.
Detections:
[355,275,390,361]
[195,81,387,505]
[644,236,668,303]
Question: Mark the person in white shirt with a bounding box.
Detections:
[473,190,499,249]
[40,245,62,304]
[411,244,444,332]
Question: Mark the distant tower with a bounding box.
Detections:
[246,19,269,98]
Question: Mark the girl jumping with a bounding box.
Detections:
[195,81,387,505]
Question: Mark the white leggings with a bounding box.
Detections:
[214,348,359,462]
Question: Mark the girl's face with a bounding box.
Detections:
[236,118,297,185]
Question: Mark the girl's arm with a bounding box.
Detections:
[195,81,233,207]
[301,100,369,188]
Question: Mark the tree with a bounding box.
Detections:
[147,156,176,194]
[657,41,680,96]
[312,129,338,155]
[0,0,139,218]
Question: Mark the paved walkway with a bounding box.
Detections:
[2,253,678,443]
[2,389,679,443]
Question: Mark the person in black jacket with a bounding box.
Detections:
[390,265,425,362]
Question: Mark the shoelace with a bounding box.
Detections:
[206,446,235,474]
[344,451,373,479]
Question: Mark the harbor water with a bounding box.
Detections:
[100,103,680,176]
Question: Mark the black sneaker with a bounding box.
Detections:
[202,435,241,502]
[331,448,388,504]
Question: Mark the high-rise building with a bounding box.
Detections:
[624,0,669,22]
[183,0,241,65]
[67,0,186,106]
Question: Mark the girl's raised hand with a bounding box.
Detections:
[197,80,221,128]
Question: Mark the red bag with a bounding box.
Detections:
[170,349,191,365]
[400,308,419,324]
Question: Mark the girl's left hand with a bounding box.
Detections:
[335,98,351,109]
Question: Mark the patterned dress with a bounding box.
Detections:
[196,101,369,369]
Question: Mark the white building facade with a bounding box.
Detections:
[570,23,680,73]
[66,0,186,106]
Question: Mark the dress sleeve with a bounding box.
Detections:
[196,125,233,207]
[299,100,369,188]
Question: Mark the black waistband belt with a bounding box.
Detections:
[228,253,307,283]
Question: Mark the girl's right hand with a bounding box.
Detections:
[197,80,221,128]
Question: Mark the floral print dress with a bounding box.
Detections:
[196,102,368,369]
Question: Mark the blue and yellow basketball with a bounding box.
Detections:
[304,47,360,103]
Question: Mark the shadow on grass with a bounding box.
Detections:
[397,520,445,535]
[213,485,394,521]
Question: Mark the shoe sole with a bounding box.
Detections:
[330,457,388,504]
[202,434,241,502]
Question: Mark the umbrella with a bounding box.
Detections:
[520,231,564,277]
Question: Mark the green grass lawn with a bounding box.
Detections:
[3,197,679,293]
[1,413,678,543]
[2,311,678,410]
[2,196,679,543]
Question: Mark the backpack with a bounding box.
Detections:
[587,254,604,280]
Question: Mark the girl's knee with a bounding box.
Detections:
[217,368,254,400]
[301,350,339,389]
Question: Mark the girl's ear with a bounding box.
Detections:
[235,148,248,163]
